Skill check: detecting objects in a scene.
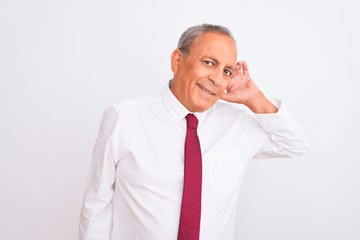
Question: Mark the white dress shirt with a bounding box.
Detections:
[79,83,309,240]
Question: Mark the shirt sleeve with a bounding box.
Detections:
[251,99,310,159]
[79,106,119,240]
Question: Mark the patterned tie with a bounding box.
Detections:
[178,114,202,240]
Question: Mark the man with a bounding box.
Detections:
[79,24,309,240]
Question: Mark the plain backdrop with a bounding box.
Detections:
[1,0,359,239]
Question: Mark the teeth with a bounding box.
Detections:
[197,84,215,95]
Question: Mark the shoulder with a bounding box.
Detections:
[212,100,251,116]
[97,94,162,132]
[111,94,162,112]
[102,93,166,124]
[207,100,258,127]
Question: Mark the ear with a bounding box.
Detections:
[171,49,182,74]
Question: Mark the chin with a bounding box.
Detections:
[193,101,216,112]
[190,93,219,112]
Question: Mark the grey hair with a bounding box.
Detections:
[177,23,236,57]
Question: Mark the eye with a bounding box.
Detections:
[204,60,214,66]
[224,69,233,76]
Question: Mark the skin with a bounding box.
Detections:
[170,32,278,114]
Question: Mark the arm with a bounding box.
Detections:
[252,99,310,158]
[79,106,118,240]
[222,61,310,158]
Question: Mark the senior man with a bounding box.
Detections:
[79,23,309,240]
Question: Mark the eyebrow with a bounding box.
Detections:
[205,56,235,71]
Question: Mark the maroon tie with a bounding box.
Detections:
[178,114,202,240]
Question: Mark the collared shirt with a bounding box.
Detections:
[79,83,309,240]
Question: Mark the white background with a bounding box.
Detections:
[1,0,359,239]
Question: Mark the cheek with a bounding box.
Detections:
[219,81,229,92]
[191,65,209,79]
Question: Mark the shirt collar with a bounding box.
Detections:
[161,80,208,125]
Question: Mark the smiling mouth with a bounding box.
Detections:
[196,83,216,96]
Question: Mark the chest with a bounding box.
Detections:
[114,113,252,195]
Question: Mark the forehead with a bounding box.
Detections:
[189,32,237,65]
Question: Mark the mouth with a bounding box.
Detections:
[196,83,216,96]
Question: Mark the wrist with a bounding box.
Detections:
[245,92,278,114]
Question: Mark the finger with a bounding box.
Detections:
[227,73,242,92]
[235,63,241,74]
[236,61,243,75]
[226,81,235,93]
[242,61,250,77]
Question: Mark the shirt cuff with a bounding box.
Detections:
[254,98,290,132]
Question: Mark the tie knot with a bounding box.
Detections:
[186,114,198,129]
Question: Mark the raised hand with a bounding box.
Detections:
[221,61,260,104]
[221,61,278,113]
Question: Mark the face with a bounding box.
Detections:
[171,32,237,112]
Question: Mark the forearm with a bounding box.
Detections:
[79,149,116,239]
[79,194,113,240]
[245,91,278,114]
[253,100,310,158]
[79,105,118,239]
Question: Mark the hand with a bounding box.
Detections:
[221,61,260,105]
[221,61,278,113]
